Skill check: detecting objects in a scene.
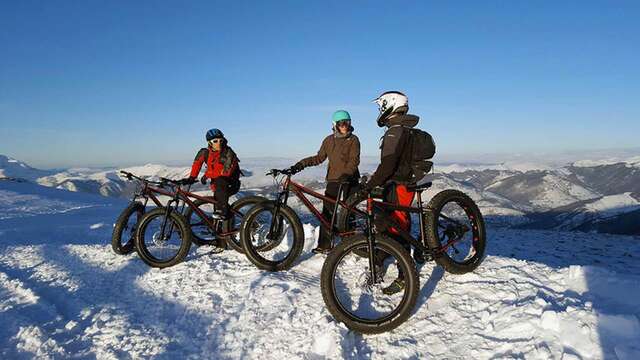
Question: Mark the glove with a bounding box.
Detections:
[181,176,197,185]
[357,176,373,199]
[200,176,208,185]
[289,162,304,174]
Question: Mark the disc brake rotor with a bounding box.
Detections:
[152,231,168,246]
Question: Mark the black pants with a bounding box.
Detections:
[318,180,358,249]
[212,177,240,215]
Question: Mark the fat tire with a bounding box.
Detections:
[425,189,486,274]
[135,207,192,268]
[240,201,304,271]
[223,195,269,253]
[320,234,419,334]
[111,202,145,255]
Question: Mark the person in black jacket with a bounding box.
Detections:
[364,90,426,294]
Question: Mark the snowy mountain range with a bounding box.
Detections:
[1,159,640,359]
[1,154,639,235]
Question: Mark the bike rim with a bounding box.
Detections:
[330,241,410,324]
[228,202,256,248]
[142,214,185,262]
[246,208,294,263]
[436,198,480,264]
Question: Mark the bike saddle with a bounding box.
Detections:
[406,181,432,192]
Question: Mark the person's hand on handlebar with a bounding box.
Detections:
[288,162,304,175]
[357,175,372,199]
[180,177,197,185]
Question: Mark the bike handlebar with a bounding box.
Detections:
[119,171,164,186]
[266,168,295,177]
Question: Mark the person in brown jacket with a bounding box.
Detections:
[289,110,361,254]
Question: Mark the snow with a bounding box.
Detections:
[572,155,640,168]
[0,155,53,181]
[437,162,553,173]
[584,192,640,216]
[2,179,640,358]
[529,174,600,210]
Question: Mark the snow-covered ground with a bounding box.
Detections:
[2,179,640,359]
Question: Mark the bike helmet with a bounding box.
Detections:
[206,128,224,141]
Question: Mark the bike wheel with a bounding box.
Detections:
[223,195,269,253]
[320,234,419,334]
[184,199,224,247]
[135,208,192,268]
[425,189,486,274]
[240,201,304,271]
[111,202,145,255]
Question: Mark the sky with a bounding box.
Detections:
[1,0,639,168]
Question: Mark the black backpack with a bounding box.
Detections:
[405,128,436,182]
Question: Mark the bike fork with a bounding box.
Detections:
[366,197,378,283]
[268,191,287,239]
[159,202,173,240]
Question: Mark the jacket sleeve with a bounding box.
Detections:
[367,127,406,188]
[297,137,329,168]
[189,148,208,178]
[346,136,360,177]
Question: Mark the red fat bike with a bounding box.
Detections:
[111,171,177,255]
[321,179,486,334]
[238,168,360,272]
[133,177,266,268]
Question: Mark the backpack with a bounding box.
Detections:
[405,128,436,182]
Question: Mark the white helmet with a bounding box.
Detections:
[373,91,409,127]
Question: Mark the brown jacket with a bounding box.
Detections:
[297,129,360,181]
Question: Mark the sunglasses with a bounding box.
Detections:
[208,139,222,144]
[336,121,350,127]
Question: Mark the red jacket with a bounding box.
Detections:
[190,146,239,180]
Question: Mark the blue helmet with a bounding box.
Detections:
[206,128,224,141]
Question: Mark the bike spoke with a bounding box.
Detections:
[247,209,295,262]
[332,246,407,322]
[143,215,183,261]
[437,201,476,263]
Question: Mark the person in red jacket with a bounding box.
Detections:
[188,128,241,219]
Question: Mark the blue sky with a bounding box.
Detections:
[1,1,639,168]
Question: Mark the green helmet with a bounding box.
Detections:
[332,110,351,124]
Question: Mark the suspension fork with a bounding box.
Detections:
[268,176,291,239]
[366,197,378,283]
[159,187,185,240]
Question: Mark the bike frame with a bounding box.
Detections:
[269,174,359,244]
[122,172,174,209]
[162,186,245,238]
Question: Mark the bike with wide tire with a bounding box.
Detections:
[135,177,267,268]
[111,171,177,255]
[238,168,358,272]
[321,178,486,334]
